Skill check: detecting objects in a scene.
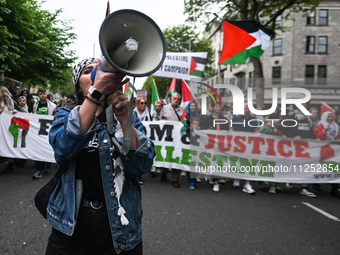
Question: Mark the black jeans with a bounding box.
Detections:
[35,161,51,171]
[46,206,143,255]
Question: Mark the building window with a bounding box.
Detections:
[318,65,327,84]
[248,72,253,87]
[307,10,315,25]
[306,36,315,53]
[318,36,327,53]
[273,39,282,55]
[236,73,245,90]
[305,65,314,84]
[272,67,281,84]
[319,10,328,25]
[275,15,282,28]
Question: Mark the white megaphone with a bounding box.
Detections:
[91,9,166,82]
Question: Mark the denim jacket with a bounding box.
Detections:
[48,106,155,254]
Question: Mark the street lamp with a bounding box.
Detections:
[174,39,192,52]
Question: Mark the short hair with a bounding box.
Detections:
[192,118,200,123]
[172,92,181,99]
[309,107,318,113]
[212,102,222,107]
[67,94,75,100]
[38,88,46,94]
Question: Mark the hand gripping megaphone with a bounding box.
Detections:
[91,9,166,82]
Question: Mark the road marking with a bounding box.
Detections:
[302,202,340,221]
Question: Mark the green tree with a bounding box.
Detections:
[0,0,77,90]
[184,0,320,109]
[142,76,172,105]
[51,66,74,97]
[142,25,214,103]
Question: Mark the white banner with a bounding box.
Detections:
[152,52,207,81]
[0,111,55,162]
[142,121,340,183]
[1,114,339,183]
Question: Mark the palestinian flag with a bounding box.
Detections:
[218,20,275,65]
[167,78,177,96]
[320,101,336,116]
[180,108,188,135]
[189,52,208,80]
[123,82,132,99]
[151,79,160,113]
[180,79,194,109]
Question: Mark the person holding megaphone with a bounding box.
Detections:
[45,57,155,255]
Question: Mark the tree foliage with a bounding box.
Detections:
[163,25,215,77]
[52,66,74,97]
[184,0,321,32]
[0,0,77,91]
[141,76,172,105]
[142,25,215,102]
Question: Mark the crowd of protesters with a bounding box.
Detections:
[140,94,340,198]
[0,86,339,198]
[0,85,74,177]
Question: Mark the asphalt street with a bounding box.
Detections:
[0,160,339,255]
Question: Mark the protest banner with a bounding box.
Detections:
[141,121,340,183]
[152,52,207,81]
[0,111,55,162]
[0,113,339,183]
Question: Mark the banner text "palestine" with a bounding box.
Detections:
[159,65,189,74]
[166,55,189,62]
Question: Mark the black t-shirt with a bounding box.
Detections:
[203,114,229,130]
[75,111,107,202]
[36,102,48,115]
[282,111,315,139]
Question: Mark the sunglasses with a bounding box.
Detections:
[140,102,146,105]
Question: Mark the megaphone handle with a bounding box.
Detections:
[105,77,136,159]
[90,62,105,84]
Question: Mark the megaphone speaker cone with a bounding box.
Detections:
[99,9,166,77]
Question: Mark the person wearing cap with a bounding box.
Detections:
[45,58,155,254]
[151,100,163,121]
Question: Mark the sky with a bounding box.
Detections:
[39,0,187,89]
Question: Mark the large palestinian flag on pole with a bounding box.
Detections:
[218,20,275,65]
